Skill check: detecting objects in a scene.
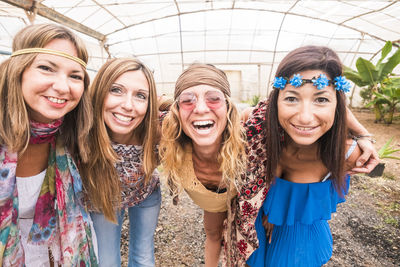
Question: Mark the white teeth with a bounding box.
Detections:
[47,96,66,104]
[295,126,314,131]
[193,120,213,126]
[114,113,133,122]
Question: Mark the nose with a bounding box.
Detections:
[52,74,69,94]
[193,96,210,113]
[121,95,134,111]
[297,102,314,124]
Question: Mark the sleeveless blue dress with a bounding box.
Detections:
[247,142,356,267]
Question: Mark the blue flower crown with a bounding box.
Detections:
[273,74,351,93]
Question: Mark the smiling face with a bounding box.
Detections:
[103,70,149,144]
[277,69,337,147]
[178,85,228,150]
[21,39,85,123]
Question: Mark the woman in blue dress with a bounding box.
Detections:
[247,46,364,267]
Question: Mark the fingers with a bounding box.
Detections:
[354,139,380,173]
[266,224,274,243]
[262,215,274,243]
[353,151,380,174]
[352,157,380,173]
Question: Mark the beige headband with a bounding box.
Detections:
[11,48,87,68]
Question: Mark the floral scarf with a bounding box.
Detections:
[0,120,97,266]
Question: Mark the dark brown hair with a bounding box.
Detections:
[265,46,347,193]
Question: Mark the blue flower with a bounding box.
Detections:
[42,227,52,240]
[273,77,287,90]
[48,217,57,226]
[289,74,303,88]
[31,232,42,242]
[334,76,351,93]
[0,168,9,180]
[312,74,330,90]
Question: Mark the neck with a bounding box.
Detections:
[111,133,140,146]
[285,138,319,160]
[192,142,220,162]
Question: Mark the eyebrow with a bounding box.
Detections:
[284,89,333,96]
[112,83,149,93]
[314,90,334,96]
[36,59,84,74]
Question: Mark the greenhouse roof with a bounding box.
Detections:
[1,0,400,97]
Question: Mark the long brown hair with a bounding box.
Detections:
[265,46,348,193]
[0,23,91,160]
[81,58,159,222]
[159,63,247,195]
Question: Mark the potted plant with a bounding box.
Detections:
[368,137,400,177]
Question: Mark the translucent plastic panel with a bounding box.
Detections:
[204,10,232,31]
[180,12,205,32]
[181,33,205,52]
[105,2,176,26]
[60,0,97,22]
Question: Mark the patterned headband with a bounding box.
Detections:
[11,48,87,68]
[273,74,351,93]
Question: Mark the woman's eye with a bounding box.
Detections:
[38,65,52,71]
[70,74,83,81]
[136,92,148,100]
[315,97,329,104]
[284,96,297,103]
[110,87,123,94]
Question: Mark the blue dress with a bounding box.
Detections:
[247,175,350,267]
[247,141,357,267]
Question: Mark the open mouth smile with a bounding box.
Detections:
[47,96,66,104]
[113,113,134,122]
[192,120,215,130]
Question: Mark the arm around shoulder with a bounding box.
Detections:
[345,139,362,172]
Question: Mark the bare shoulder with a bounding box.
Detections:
[345,139,362,171]
[240,106,254,122]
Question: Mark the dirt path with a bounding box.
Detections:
[121,110,400,266]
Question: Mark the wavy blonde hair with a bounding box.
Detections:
[80,58,159,222]
[159,63,247,195]
[0,23,91,160]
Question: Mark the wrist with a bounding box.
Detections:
[353,133,376,144]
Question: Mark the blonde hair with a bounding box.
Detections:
[81,58,159,222]
[159,63,247,195]
[0,23,91,160]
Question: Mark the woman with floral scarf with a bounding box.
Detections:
[0,24,97,266]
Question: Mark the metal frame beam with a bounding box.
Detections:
[2,0,106,41]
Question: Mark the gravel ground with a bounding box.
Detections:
[120,110,400,266]
[120,175,399,267]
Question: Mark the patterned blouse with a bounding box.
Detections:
[224,99,270,266]
[112,143,160,208]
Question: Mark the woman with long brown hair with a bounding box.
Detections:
[81,58,160,267]
[245,46,364,266]
[0,23,96,266]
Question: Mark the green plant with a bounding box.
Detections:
[366,77,400,124]
[378,137,400,160]
[344,41,400,122]
[249,95,260,107]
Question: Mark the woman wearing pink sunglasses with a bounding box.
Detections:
[159,63,247,267]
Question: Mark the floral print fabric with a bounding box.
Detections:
[224,99,270,266]
[0,120,97,266]
[112,143,160,209]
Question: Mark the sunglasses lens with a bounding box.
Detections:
[178,91,225,110]
[179,93,196,110]
[206,91,224,109]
